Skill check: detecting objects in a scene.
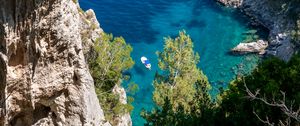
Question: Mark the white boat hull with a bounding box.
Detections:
[141,56,151,69]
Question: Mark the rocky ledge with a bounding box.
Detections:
[112,85,132,126]
[218,0,242,8]
[231,40,268,54]
[218,0,299,61]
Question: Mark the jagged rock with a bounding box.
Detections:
[79,9,103,60]
[231,40,268,54]
[267,33,294,61]
[217,0,242,8]
[0,0,110,125]
[218,0,298,61]
[112,85,132,126]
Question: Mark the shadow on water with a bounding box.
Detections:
[204,0,270,38]
[133,65,146,76]
[170,22,184,28]
[122,71,132,81]
[186,19,206,29]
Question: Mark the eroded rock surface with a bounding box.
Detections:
[112,85,132,126]
[231,40,268,54]
[218,0,242,8]
[218,0,299,61]
[0,0,110,125]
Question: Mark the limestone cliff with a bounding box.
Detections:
[112,85,132,126]
[0,0,111,125]
[218,0,300,61]
[80,4,133,126]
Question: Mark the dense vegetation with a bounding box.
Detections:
[87,31,299,126]
[152,31,211,112]
[142,32,300,126]
[88,33,136,124]
[141,31,213,125]
[215,55,300,125]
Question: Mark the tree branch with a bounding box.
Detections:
[244,83,300,123]
[253,111,274,126]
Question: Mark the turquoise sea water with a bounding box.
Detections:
[80,0,261,125]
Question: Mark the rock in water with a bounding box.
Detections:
[218,0,299,61]
[0,0,111,125]
[231,40,268,54]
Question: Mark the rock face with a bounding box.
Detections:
[218,0,298,61]
[0,0,110,125]
[112,85,132,126]
[80,6,132,126]
[218,0,242,8]
[79,9,103,61]
[231,40,268,54]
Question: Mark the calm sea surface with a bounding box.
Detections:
[79,0,260,125]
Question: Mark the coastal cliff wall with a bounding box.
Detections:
[0,0,131,125]
[80,4,133,126]
[218,0,300,61]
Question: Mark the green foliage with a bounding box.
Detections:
[142,31,300,126]
[88,32,135,123]
[153,31,210,112]
[126,82,139,95]
[96,88,134,124]
[142,31,213,125]
[215,55,300,125]
[142,81,214,126]
[89,33,134,90]
[141,98,197,126]
[291,19,300,44]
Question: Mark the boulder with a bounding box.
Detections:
[231,40,268,54]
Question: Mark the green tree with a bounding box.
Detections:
[89,33,134,90]
[215,55,300,126]
[142,31,213,125]
[142,31,300,126]
[88,32,135,123]
[153,31,210,112]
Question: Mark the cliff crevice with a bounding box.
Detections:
[0,0,109,125]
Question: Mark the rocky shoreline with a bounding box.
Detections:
[218,0,299,61]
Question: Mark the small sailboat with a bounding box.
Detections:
[141,56,151,70]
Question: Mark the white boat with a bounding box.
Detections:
[141,56,151,69]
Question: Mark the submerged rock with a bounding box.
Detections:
[231,40,268,54]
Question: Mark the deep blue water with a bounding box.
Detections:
[79,0,259,125]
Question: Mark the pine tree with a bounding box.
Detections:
[153,31,210,113]
[89,33,134,91]
[142,31,212,125]
[88,32,135,123]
